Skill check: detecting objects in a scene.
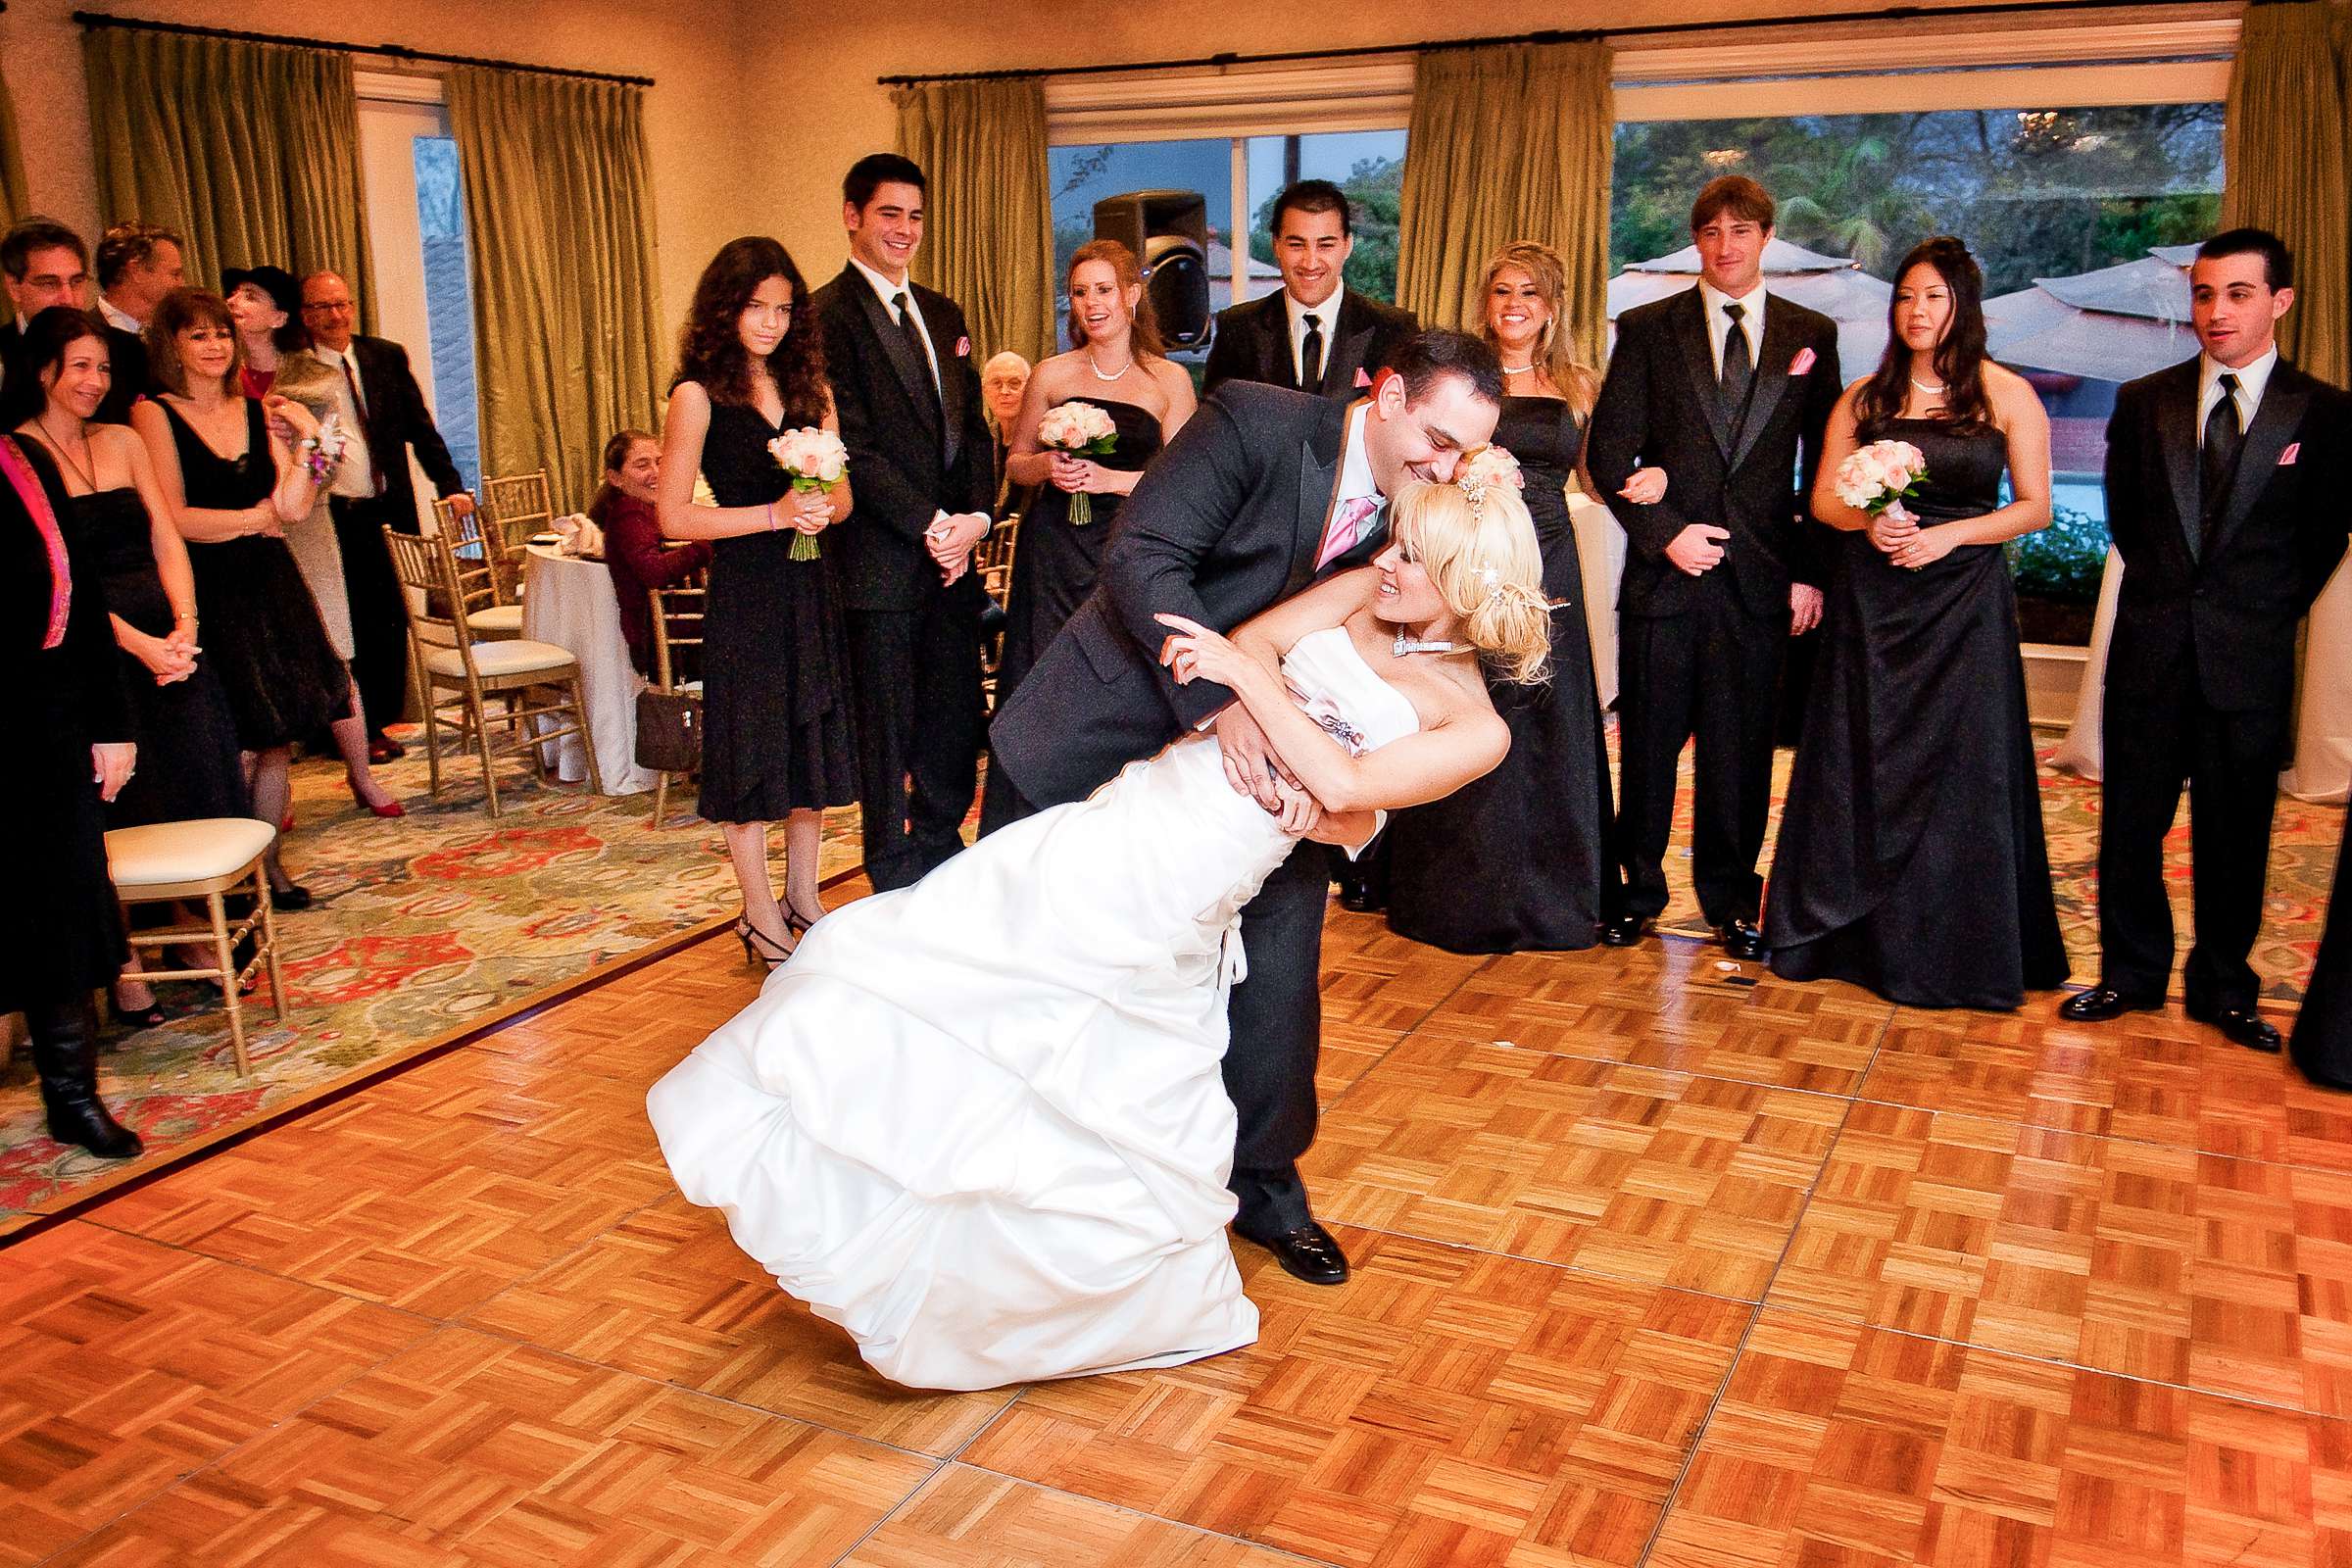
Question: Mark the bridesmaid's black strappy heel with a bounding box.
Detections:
[734,917,794,970]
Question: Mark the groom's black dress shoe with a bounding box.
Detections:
[2057,988,2163,1023]
[1242,1221,1349,1286]
[1716,919,1766,961]
[2187,1003,2282,1053]
[1597,914,1649,948]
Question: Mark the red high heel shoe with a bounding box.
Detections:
[349,781,407,819]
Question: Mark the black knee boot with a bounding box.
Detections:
[27,996,144,1159]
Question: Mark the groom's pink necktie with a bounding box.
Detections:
[1317,495,1380,569]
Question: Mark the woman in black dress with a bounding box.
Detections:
[0,430,143,1157]
[9,307,247,1026]
[658,238,856,967]
[1384,243,1658,953]
[1765,237,2068,1009]
[2292,812,2352,1090]
[977,239,1196,832]
[131,288,340,909]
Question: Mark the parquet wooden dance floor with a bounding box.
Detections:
[8,894,2350,1567]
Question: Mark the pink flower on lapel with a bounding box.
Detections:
[1354,367,1373,388]
[1789,347,1817,376]
[2279,442,2301,466]
[954,335,971,359]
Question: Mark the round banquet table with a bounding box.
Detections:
[520,542,656,796]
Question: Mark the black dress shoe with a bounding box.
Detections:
[2188,1004,2282,1053]
[2057,987,2163,1023]
[270,883,315,911]
[1338,886,1383,914]
[368,733,407,763]
[1597,913,1649,948]
[1716,918,1766,961]
[1241,1221,1349,1286]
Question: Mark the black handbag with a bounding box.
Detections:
[634,686,702,773]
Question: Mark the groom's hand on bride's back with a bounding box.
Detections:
[1212,707,1294,812]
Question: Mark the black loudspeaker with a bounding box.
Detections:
[1092,189,1211,348]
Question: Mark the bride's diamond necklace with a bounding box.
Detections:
[1394,626,1461,656]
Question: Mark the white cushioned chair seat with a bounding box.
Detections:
[106,817,277,887]
[468,604,524,635]
[424,638,578,680]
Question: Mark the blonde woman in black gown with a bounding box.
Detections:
[1383,242,1662,952]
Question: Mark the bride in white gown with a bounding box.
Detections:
[648,469,1553,1391]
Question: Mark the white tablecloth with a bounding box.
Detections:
[1568,491,1626,710]
[521,543,656,796]
[2053,547,2352,802]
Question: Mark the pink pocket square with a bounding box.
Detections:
[2279,442,2300,466]
[1354,367,1373,388]
[1789,347,1817,376]
[954,335,971,359]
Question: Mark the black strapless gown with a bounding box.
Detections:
[161,399,349,750]
[696,399,859,822]
[64,487,248,828]
[1765,419,2068,1009]
[2291,809,2352,1089]
[995,398,1165,710]
[1385,395,1624,953]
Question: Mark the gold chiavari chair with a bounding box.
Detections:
[480,469,555,596]
[430,495,522,637]
[644,570,709,827]
[976,514,1019,708]
[382,524,601,817]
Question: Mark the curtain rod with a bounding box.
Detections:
[72,11,654,87]
[876,0,2233,85]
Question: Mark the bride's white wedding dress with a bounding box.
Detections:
[647,626,1418,1391]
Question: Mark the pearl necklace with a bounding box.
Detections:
[1393,627,1462,657]
[1088,348,1132,382]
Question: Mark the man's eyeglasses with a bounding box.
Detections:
[303,300,356,315]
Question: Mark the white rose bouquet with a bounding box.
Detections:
[766,427,850,561]
[1832,438,1929,524]
[1036,400,1119,525]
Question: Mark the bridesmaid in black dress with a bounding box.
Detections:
[9,308,247,1026]
[978,239,1195,832]
[0,431,143,1156]
[132,288,339,909]
[1766,237,2068,1009]
[2291,811,2352,1090]
[1384,243,1656,953]
[659,238,857,967]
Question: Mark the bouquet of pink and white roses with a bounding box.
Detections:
[766,427,850,561]
[1037,400,1119,525]
[1832,438,1929,523]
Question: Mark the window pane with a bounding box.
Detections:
[412,134,482,493]
[1610,105,2222,637]
[1244,130,1408,304]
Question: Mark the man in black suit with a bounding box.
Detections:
[2060,228,2351,1051]
[91,220,182,421]
[2,217,96,409]
[1201,178,1418,913]
[989,331,1503,1286]
[300,269,476,760]
[1585,175,1841,960]
[813,153,997,892]
[1202,179,1419,403]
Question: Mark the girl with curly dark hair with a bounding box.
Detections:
[659,237,857,967]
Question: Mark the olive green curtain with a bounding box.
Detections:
[80,26,374,318]
[0,51,28,229]
[2223,0,2349,386]
[448,66,663,512]
[1396,39,1614,367]
[895,77,1055,365]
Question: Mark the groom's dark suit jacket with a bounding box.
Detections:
[988,382,1378,808]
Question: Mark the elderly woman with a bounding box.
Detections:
[221,265,307,400]
[981,350,1031,517]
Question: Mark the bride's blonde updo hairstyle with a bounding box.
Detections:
[1386,477,1551,684]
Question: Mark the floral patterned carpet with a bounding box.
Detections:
[0,730,2339,1231]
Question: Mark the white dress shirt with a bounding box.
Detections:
[1286,289,1343,389]
[1335,398,1378,514]
[1696,278,1768,377]
[98,297,142,335]
[851,255,940,390]
[307,344,381,496]
[2198,343,2278,446]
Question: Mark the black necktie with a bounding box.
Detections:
[1299,313,1325,393]
[2200,371,2244,544]
[1719,302,1752,421]
[893,291,942,419]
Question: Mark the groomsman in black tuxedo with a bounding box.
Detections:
[814,154,996,891]
[2061,228,2351,1050]
[1585,175,1841,959]
[1202,178,1418,912]
[990,331,1503,1285]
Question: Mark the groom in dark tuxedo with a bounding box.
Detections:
[2061,227,2350,1050]
[814,154,997,891]
[988,331,1503,1285]
[1585,174,1841,959]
